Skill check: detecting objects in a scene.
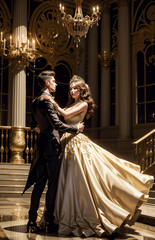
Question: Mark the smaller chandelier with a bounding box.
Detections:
[59,0,101,47]
[0,32,37,72]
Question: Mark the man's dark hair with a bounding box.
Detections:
[38,70,55,88]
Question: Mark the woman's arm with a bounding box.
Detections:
[58,101,88,118]
[44,95,88,118]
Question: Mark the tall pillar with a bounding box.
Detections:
[8,0,27,163]
[78,38,86,80]
[118,0,131,138]
[100,4,111,126]
[87,25,99,127]
[11,0,27,127]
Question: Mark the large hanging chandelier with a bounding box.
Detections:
[59,0,101,47]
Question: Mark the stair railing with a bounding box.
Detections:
[0,126,38,164]
[133,129,155,172]
[0,126,11,163]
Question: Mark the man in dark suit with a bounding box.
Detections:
[23,70,84,234]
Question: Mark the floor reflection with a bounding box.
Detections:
[0,198,155,240]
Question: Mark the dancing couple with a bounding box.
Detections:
[23,70,154,237]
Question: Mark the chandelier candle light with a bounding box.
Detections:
[0,32,37,71]
[59,0,101,47]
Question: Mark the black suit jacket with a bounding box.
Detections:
[23,91,78,193]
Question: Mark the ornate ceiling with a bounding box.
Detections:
[31,0,115,13]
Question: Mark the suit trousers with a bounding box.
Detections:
[29,154,61,223]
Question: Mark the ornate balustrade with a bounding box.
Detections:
[133,129,155,173]
[0,126,11,163]
[24,127,38,164]
[0,126,38,164]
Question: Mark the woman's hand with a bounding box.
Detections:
[44,95,59,110]
[44,95,54,104]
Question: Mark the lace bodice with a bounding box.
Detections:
[64,101,84,125]
[64,114,82,125]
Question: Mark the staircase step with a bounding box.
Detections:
[151,183,155,190]
[0,163,48,198]
[148,197,155,205]
[0,185,48,192]
[0,173,28,179]
[138,203,155,226]
[0,163,30,169]
[0,179,27,185]
[149,190,155,198]
[0,191,46,198]
[0,168,30,174]
[0,185,31,191]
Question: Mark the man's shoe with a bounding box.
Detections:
[45,221,58,234]
[27,220,42,233]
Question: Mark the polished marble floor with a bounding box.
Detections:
[0,198,155,240]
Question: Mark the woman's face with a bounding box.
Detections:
[69,83,80,100]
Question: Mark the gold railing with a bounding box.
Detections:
[24,127,38,164]
[0,126,11,163]
[133,129,155,172]
[0,126,38,164]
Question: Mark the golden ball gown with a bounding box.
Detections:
[53,109,154,237]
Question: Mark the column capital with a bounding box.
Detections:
[117,0,130,7]
[101,1,111,14]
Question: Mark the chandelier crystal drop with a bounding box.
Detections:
[59,0,101,47]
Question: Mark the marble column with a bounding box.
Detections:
[87,25,99,128]
[100,5,111,126]
[8,0,27,163]
[11,0,27,127]
[118,0,131,138]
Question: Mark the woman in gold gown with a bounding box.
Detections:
[45,75,154,237]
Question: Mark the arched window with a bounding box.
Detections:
[136,49,155,124]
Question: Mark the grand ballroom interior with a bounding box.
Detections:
[0,0,155,239]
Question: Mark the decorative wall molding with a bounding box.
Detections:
[29,0,79,71]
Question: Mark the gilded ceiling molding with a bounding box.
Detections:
[117,0,130,7]
[29,0,78,70]
[0,0,11,39]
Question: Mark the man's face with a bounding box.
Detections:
[46,76,57,93]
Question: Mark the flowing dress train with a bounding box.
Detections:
[54,108,154,237]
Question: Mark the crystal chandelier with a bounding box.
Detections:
[59,0,101,47]
[0,32,37,72]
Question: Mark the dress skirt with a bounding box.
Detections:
[54,133,154,237]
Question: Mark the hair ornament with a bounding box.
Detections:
[69,75,85,85]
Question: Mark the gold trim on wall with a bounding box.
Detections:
[28,0,79,71]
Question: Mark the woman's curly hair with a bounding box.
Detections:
[66,75,96,119]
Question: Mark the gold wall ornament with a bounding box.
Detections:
[29,0,78,70]
[98,48,117,69]
[132,1,155,37]
[59,0,101,47]
[132,1,155,62]
[9,127,26,164]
